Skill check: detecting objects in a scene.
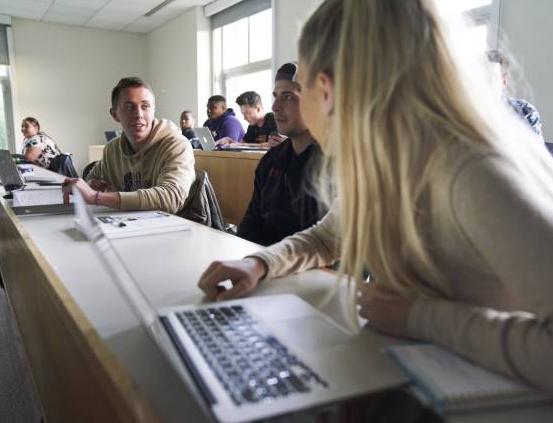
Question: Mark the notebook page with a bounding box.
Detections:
[387,344,533,401]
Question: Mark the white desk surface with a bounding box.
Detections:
[13,209,553,423]
[15,210,406,422]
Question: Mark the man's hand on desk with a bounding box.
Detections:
[198,257,268,302]
[88,179,109,192]
[62,178,121,208]
[62,177,96,204]
[267,134,287,147]
[215,137,234,147]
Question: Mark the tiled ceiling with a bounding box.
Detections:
[0,0,213,33]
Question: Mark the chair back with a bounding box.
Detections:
[48,154,79,178]
[82,161,98,180]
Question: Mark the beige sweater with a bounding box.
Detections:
[86,119,195,213]
[252,143,553,391]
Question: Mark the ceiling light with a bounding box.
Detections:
[144,0,176,17]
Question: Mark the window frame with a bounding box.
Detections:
[211,8,272,108]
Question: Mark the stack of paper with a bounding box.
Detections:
[13,187,64,206]
[75,211,190,239]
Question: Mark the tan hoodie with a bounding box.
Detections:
[86,119,195,213]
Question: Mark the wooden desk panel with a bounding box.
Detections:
[194,150,264,225]
[0,203,158,423]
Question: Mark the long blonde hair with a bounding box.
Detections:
[299,0,553,321]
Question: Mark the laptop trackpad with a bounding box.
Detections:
[268,316,352,350]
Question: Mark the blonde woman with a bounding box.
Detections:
[199,0,553,391]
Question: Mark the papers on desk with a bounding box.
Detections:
[385,344,551,414]
[75,211,190,239]
[13,186,64,206]
[18,164,63,183]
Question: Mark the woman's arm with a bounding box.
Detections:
[198,207,341,300]
[408,156,553,391]
[22,146,42,164]
[249,207,340,279]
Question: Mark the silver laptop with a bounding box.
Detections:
[0,149,25,191]
[73,189,405,423]
[194,127,218,151]
[223,143,269,152]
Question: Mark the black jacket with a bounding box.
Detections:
[237,139,326,246]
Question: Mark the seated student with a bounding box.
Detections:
[20,117,61,168]
[487,49,544,140]
[200,0,553,393]
[217,91,282,147]
[64,77,195,214]
[203,95,245,142]
[236,63,327,246]
[180,110,196,140]
[180,110,201,149]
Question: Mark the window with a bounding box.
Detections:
[0,24,14,151]
[212,6,272,129]
[439,0,494,54]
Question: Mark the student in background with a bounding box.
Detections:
[236,63,326,246]
[64,77,195,214]
[180,110,196,140]
[199,0,553,392]
[180,110,201,149]
[20,117,61,168]
[232,91,283,147]
[203,95,245,142]
[487,49,544,140]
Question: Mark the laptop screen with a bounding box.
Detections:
[72,188,161,335]
[0,150,24,189]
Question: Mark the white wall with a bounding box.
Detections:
[146,6,211,128]
[11,19,147,172]
[499,0,553,141]
[272,0,321,70]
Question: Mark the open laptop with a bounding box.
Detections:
[223,143,269,152]
[0,149,25,191]
[73,189,406,422]
[0,150,61,185]
[194,127,218,151]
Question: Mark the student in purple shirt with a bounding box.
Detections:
[203,95,245,142]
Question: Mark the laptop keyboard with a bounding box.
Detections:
[177,305,328,405]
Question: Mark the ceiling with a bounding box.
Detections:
[0,0,213,33]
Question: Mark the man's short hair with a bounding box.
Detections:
[181,110,193,116]
[208,95,226,106]
[111,77,154,109]
[236,91,262,108]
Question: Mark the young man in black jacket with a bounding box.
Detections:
[237,63,326,246]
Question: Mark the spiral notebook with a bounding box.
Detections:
[385,344,550,414]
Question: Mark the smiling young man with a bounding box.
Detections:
[65,77,195,214]
[203,95,245,142]
[237,63,327,246]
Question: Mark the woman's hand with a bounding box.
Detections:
[198,257,268,302]
[357,282,412,338]
[62,178,96,204]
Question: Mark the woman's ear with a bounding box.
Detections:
[316,72,334,116]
